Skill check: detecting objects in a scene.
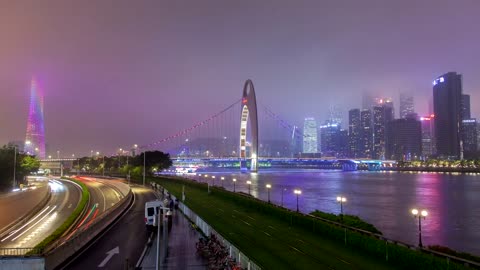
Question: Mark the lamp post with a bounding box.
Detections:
[411,208,428,248]
[143,151,146,186]
[266,184,271,203]
[198,173,202,182]
[233,178,237,192]
[102,155,105,177]
[12,145,17,189]
[294,189,302,212]
[281,188,286,207]
[212,175,216,187]
[247,180,252,195]
[221,176,225,187]
[336,196,347,221]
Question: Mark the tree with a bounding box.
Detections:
[0,146,40,191]
[138,151,172,176]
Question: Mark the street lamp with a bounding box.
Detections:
[212,175,216,186]
[143,151,146,186]
[411,208,428,247]
[336,196,347,221]
[266,184,271,203]
[221,176,225,187]
[10,145,17,189]
[294,189,302,212]
[233,178,237,192]
[198,173,202,182]
[281,188,286,207]
[247,180,252,195]
[57,150,60,159]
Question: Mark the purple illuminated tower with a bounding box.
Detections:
[24,78,46,158]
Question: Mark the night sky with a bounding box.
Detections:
[1,0,479,156]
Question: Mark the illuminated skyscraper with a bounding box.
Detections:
[24,78,46,158]
[303,118,318,154]
[400,92,414,119]
[433,72,462,158]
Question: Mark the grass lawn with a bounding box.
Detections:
[153,176,402,270]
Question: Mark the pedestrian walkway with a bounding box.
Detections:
[141,193,207,269]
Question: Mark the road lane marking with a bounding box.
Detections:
[11,207,57,241]
[98,246,120,267]
[337,258,351,265]
[1,206,51,242]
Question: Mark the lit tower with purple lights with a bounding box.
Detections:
[24,78,46,158]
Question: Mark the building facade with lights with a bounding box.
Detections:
[420,115,435,158]
[400,92,414,119]
[433,72,462,158]
[303,117,318,154]
[24,78,46,158]
[348,109,361,158]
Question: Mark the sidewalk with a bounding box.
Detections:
[141,194,207,269]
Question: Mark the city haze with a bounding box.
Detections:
[1,0,479,156]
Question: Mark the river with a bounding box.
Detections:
[192,169,480,256]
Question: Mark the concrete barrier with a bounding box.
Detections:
[0,257,44,270]
[44,188,133,270]
[0,184,51,239]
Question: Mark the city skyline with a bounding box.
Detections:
[1,1,480,156]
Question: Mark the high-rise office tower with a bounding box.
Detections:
[348,109,361,158]
[328,105,343,125]
[386,116,422,160]
[461,94,471,120]
[372,105,393,159]
[420,115,435,158]
[461,119,477,157]
[433,72,462,158]
[24,78,46,158]
[303,117,318,154]
[320,121,340,157]
[400,92,414,119]
[360,109,373,158]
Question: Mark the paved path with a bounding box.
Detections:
[141,196,207,269]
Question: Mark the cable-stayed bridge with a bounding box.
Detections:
[135,79,394,171]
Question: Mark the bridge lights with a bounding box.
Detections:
[336,196,347,221]
[232,178,237,192]
[246,180,252,195]
[266,184,271,203]
[294,189,302,212]
[411,208,428,247]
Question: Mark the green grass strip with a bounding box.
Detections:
[151,176,471,270]
[28,177,89,254]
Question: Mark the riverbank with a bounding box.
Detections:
[150,176,474,270]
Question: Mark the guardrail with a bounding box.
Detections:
[0,248,43,257]
[44,188,133,270]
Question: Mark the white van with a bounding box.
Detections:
[145,200,164,230]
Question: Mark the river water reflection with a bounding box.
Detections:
[194,169,480,256]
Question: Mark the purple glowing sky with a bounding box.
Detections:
[1,1,479,156]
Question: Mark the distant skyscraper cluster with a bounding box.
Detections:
[302,71,477,160]
[24,78,46,159]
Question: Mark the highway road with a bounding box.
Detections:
[0,179,82,254]
[65,185,157,270]
[65,177,127,239]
